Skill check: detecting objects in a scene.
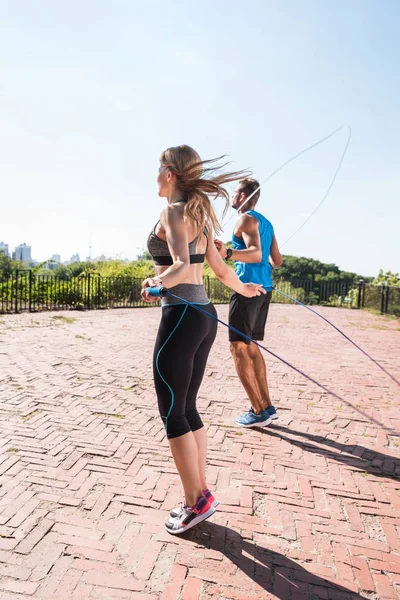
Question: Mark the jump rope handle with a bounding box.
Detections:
[147,286,168,297]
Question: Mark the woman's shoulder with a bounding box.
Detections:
[160,202,185,225]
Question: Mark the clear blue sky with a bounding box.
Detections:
[1,0,399,277]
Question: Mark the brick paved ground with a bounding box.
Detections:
[0,304,399,600]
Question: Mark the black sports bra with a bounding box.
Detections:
[147,201,208,266]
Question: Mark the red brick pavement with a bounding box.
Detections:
[0,305,399,599]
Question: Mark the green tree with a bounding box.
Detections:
[137,250,153,260]
[373,270,400,286]
[52,264,70,280]
[0,251,19,278]
[276,255,368,284]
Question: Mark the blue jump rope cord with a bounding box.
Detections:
[273,288,399,387]
[148,286,399,434]
[151,287,399,389]
[156,288,345,403]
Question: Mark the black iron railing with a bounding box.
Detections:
[0,272,398,317]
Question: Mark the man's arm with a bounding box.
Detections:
[216,214,262,263]
[205,233,265,297]
[269,235,283,267]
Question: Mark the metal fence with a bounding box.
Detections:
[0,271,399,316]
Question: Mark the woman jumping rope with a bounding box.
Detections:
[141,145,265,535]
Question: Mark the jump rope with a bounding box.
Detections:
[148,126,399,432]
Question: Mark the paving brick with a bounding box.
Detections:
[15,519,54,555]
[0,578,39,595]
[374,573,398,599]
[65,546,118,563]
[36,556,75,598]
[181,576,202,600]
[133,541,163,580]
[0,563,31,580]
[81,571,145,592]
[160,564,187,599]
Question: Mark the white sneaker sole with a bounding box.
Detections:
[235,416,273,428]
[165,504,216,535]
[170,498,219,518]
[269,413,278,421]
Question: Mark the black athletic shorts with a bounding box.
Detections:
[228,291,272,344]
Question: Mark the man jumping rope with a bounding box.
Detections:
[215,178,283,427]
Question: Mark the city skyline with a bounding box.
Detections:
[0,235,393,278]
[0,238,134,266]
[1,241,32,262]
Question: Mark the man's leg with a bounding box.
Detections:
[230,341,264,414]
[247,343,272,409]
[228,293,273,425]
[249,291,278,419]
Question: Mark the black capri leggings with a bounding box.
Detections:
[153,302,218,439]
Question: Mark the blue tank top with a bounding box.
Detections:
[232,210,274,291]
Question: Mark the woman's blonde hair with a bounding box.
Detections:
[160,145,249,236]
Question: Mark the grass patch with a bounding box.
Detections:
[52,315,76,324]
[23,409,41,421]
[367,325,399,331]
[362,308,400,322]
[93,412,126,419]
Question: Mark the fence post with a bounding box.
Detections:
[380,284,387,315]
[86,274,91,309]
[28,270,33,312]
[380,284,390,315]
[385,285,390,314]
[97,275,101,308]
[15,270,19,314]
[357,280,364,309]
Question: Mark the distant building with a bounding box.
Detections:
[14,243,31,262]
[0,242,9,257]
[69,254,80,263]
[51,254,61,263]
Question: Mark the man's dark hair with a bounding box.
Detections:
[238,178,260,204]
